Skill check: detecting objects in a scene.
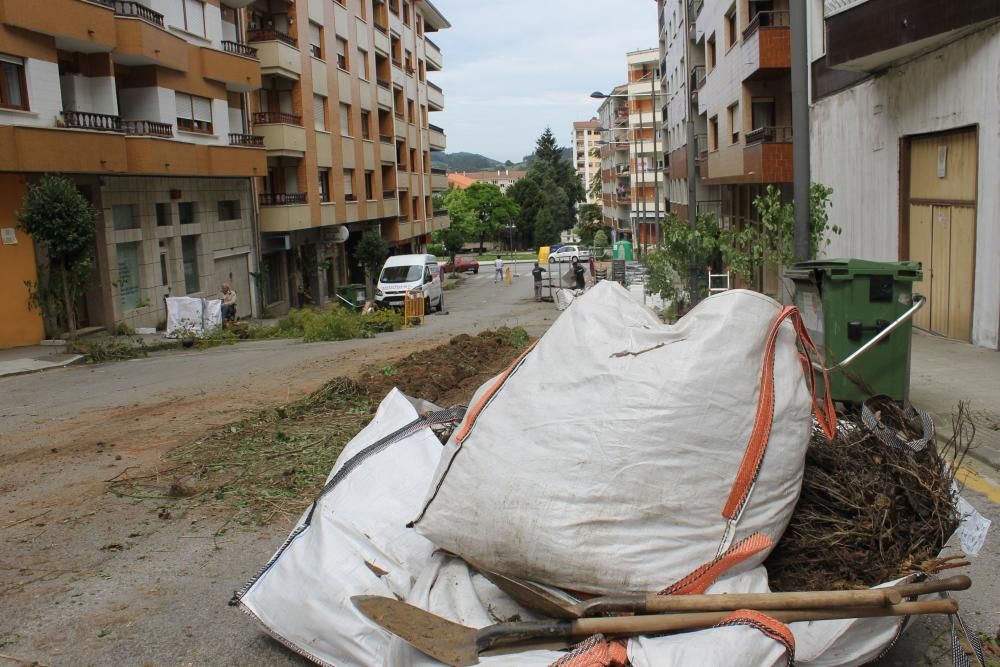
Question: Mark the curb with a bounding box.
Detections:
[0,354,85,379]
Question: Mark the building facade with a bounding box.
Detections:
[0,0,268,344]
[248,0,450,312]
[446,169,525,193]
[572,118,601,207]
[809,0,999,349]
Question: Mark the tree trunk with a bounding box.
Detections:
[61,260,77,334]
[478,234,485,254]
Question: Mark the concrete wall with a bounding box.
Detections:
[0,174,45,347]
[810,24,999,349]
[0,58,61,129]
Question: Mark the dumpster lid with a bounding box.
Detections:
[786,259,922,281]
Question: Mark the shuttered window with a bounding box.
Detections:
[313,94,327,131]
[309,22,323,59]
[336,38,348,70]
[176,92,214,133]
[182,0,206,36]
[339,103,351,136]
[343,169,355,201]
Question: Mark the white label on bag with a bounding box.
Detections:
[957,495,990,557]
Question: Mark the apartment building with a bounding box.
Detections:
[446,169,525,193]
[572,118,601,207]
[247,0,450,311]
[809,0,999,349]
[595,48,664,248]
[0,0,267,346]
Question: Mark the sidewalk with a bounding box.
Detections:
[0,343,82,378]
[909,330,1000,471]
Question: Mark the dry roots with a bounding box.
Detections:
[764,402,973,591]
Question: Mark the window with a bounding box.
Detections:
[318,168,331,202]
[178,201,196,224]
[416,14,423,36]
[407,99,415,123]
[339,103,351,136]
[707,34,717,71]
[725,6,737,49]
[364,171,374,200]
[728,102,740,144]
[217,200,240,220]
[309,22,323,59]
[418,60,425,82]
[176,93,213,134]
[402,2,411,26]
[159,251,170,287]
[182,235,200,294]
[343,169,355,201]
[404,49,413,74]
[359,48,370,80]
[0,54,28,111]
[112,204,139,231]
[360,110,371,140]
[314,94,328,131]
[409,148,416,172]
[117,242,142,310]
[155,203,171,227]
[336,37,348,70]
[708,115,719,151]
[420,105,427,127]
[180,0,206,36]
[358,0,367,20]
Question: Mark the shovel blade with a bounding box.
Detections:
[352,595,481,667]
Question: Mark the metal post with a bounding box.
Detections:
[651,72,661,247]
[683,0,699,305]
[791,0,810,261]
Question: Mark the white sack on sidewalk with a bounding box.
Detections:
[237,389,442,667]
[165,296,222,337]
[413,283,815,593]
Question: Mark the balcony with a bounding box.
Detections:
[249,29,302,80]
[254,111,301,125]
[428,123,446,151]
[113,3,189,71]
[373,24,390,56]
[690,65,706,100]
[113,0,163,27]
[223,40,258,59]
[425,37,443,71]
[427,81,444,111]
[0,0,117,50]
[379,140,396,163]
[229,132,264,147]
[259,193,311,232]
[431,171,448,191]
[122,119,173,137]
[253,112,306,156]
[62,110,121,132]
[744,125,792,144]
[743,126,793,183]
[376,81,393,109]
[741,11,791,81]
[201,46,261,92]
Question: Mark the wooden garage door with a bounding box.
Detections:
[214,254,252,319]
[906,129,977,342]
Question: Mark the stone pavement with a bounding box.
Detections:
[0,343,82,378]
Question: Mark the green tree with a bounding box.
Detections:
[464,182,520,252]
[356,229,389,299]
[592,229,609,252]
[507,177,544,246]
[534,127,562,165]
[438,226,466,265]
[642,213,721,306]
[533,207,560,247]
[16,175,97,333]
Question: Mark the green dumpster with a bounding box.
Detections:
[785,259,923,405]
[337,283,367,308]
[613,240,634,261]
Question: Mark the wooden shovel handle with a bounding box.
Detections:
[892,575,971,598]
[633,587,901,614]
[572,598,956,636]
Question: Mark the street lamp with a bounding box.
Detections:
[591,82,663,250]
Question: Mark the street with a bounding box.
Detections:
[0,273,996,666]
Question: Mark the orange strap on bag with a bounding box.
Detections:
[714,609,795,666]
[722,306,837,524]
[658,532,772,596]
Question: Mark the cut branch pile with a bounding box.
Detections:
[765,402,973,592]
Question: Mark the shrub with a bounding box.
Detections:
[359,309,403,336]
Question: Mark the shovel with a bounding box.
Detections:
[479,571,971,619]
[353,594,958,667]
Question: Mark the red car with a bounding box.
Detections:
[442,255,479,274]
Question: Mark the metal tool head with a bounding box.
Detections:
[352,595,481,667]
[477,569,581,619]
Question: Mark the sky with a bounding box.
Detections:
[428,0,659,163]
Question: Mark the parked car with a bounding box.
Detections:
[374,254,444,312]
[442,255,480,274]
[547,245,591,263]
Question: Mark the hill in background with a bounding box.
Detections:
[432,147,574,173]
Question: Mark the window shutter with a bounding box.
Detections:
[310,22,322,48]
[175,93,192,119]
[732,105,741,133]
[313,95,326,130]
[343,170,353,195]
[193,96,213,122]
[340,104,350,135]
[185,0,206,36]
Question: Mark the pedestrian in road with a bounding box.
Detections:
[572,259,586,291]
[494,255,504,284]
[531,262,547,301]
[220,283,238,321]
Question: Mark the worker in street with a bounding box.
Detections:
[532,262,547,301]
[572,259,586,291]
[494,255,504,284]
[221,283,238,322]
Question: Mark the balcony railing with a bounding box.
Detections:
[427,81,442,93]
[62,110,121,132]
[113,1,164,27]
[253,111,302,126]
[259,192,307,206]
[247,28,297,47]
[383,190,396,199]
[695,132,708,157]
[428,123,444,133]
[379,133,393,144]
[430,167,447,175]
[391,58,402,68]
[396,162,407,171]
[229,133,264,147]
[374,22,387,35]
[222,40,259,59]
[122,119,173,137]
[426,36,440,52]
[691,65,706,91]
[745,125,793,144]
[743,10,790,39]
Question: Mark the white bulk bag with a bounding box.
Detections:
[413,282,832,594]
[165,296,222,337]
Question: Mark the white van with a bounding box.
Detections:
[374,253,444,312]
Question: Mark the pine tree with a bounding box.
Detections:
[534,127,562,165]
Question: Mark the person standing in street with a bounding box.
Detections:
[494,255,504,284]
[531,262,547,301]
[220,283,238,321]
[572,259,586,291]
